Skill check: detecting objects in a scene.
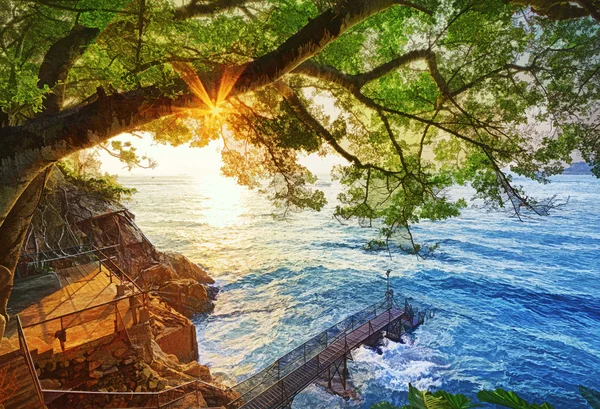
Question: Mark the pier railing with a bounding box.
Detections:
[227,296,396,406]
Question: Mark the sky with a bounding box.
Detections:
[98,133,348,177]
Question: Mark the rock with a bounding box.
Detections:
[140,263,175,285]
[89,370,103,379]
[112,346,128,358]
[141,366,157,380]
[182,362,211,380]
[159,252,214,285]
[86,380,99,388]
[148,378,158,390]
[135,385,143,392]
[40,378,62,390]
[155,279,213,317]
[44,361,57,372]
[89,361,103,371]
[102,366,118,376]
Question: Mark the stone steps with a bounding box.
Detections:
[0,354,44,409]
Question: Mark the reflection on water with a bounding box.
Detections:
[122,173,600,409]
[196,175,246,228]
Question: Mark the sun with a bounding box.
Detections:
[210,104,224,118]
[171,61,244,122]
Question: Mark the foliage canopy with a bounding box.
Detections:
[1,0,600,252]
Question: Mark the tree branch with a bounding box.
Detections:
[1,0,414,224]
[174,0,260,19]
[38,24,100,114]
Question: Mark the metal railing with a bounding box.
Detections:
[43,379,230,408]
[16,316,45,407]
[20,292,147,352]
[93,246,144,294]
[16,244,119,278]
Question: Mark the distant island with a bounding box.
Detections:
[563,161,593,175]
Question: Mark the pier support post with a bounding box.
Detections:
[324,352,352,393]
[385,318,404,343]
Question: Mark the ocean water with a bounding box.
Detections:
[120,174,600,409]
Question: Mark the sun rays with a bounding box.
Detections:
[171,62,244,124]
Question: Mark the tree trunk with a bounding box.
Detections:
[0,170,48,342]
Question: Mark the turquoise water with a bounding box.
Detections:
[121,174,600,408]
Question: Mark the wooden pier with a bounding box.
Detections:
[229,296,428,409]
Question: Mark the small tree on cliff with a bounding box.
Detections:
[1,0,599,338]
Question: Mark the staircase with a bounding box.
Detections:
[0,344,44,409]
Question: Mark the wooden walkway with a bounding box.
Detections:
[238,307,412,409]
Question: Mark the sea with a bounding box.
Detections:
[119,173,600,409]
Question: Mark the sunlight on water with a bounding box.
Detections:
[195,175,247,228]
[122,174,600,409]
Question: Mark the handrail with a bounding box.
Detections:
[43,379,228,396]
[236,305,403,409]
[21,292,144,328]
[93,246,144,294]
[16,316,45,407]
[42,378,230,409]
[18,244,120,265]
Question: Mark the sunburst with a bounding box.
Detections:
[171,62,243,123]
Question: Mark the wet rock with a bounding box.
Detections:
[154,279,213,317]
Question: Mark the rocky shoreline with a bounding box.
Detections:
[2,167,226,408]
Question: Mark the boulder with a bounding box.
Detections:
[89,370,103,379]
[158,252,214,284]
[155,279,213,317]
[182,362,211,381]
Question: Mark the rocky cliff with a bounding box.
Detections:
[19,167,216,317]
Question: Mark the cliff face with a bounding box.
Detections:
[0,167,229,409]
[19,167,216,317]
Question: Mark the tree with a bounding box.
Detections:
[0,0,599,340]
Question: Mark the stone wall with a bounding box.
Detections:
[36,324,153,394]
[155,321,199,363]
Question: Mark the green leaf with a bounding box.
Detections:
[580,385,600,409]
[433,390,482,408]
[371,403,402,409]
[477,388,554,409]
